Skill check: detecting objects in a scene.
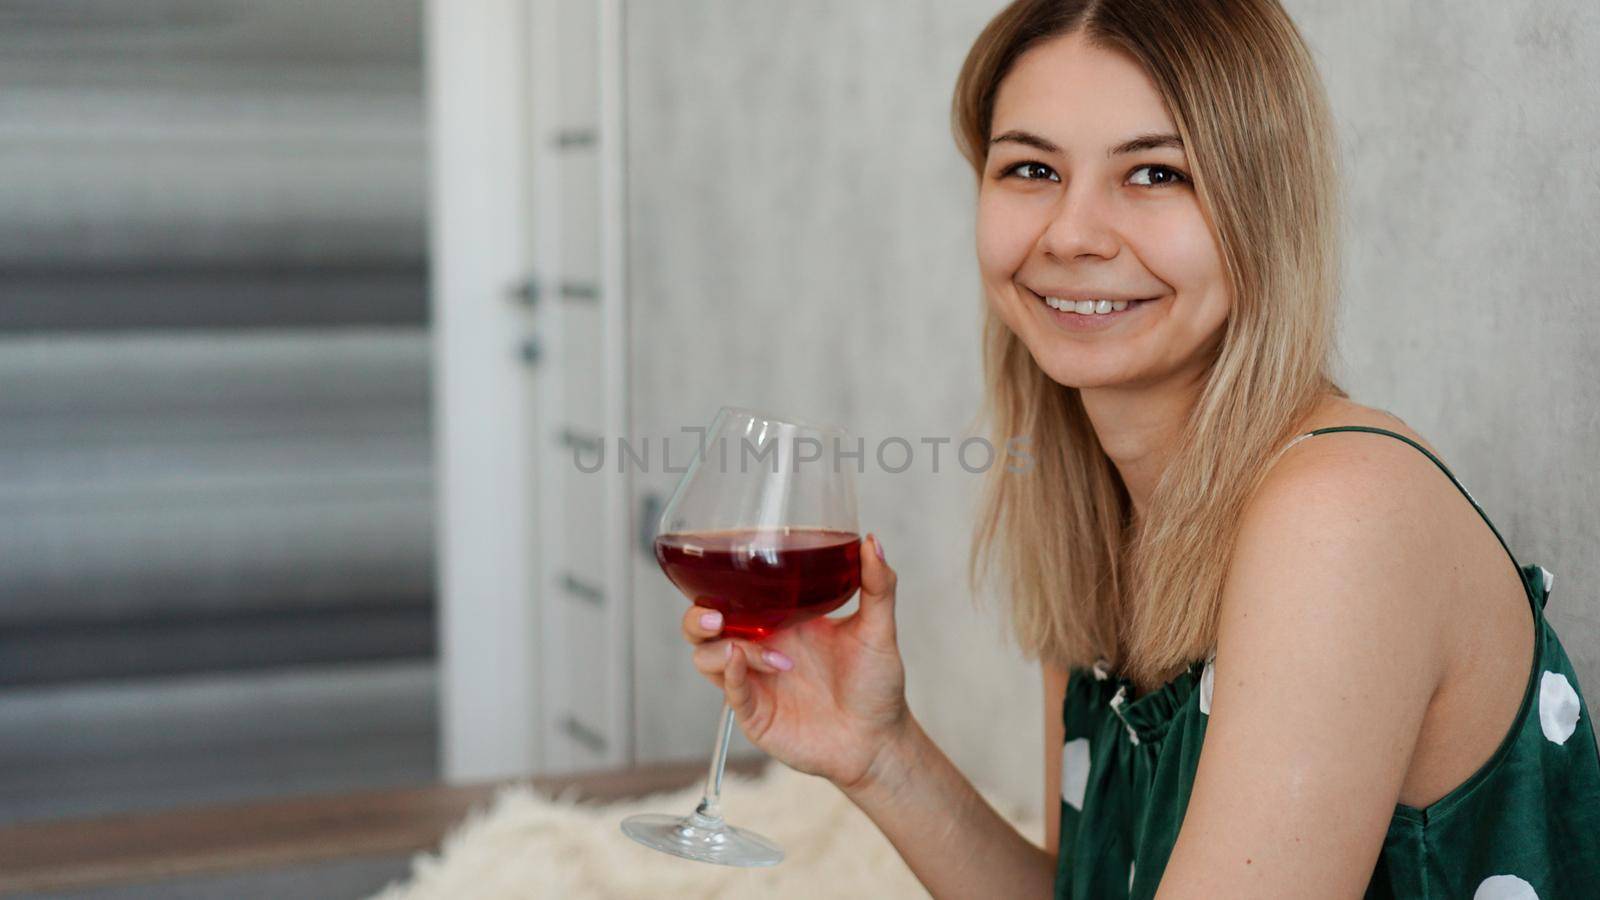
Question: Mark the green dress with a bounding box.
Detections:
[1055,426,1600,899]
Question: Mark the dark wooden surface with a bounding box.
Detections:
[0,757,769,895]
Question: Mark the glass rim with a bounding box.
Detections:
[716,405,850,437]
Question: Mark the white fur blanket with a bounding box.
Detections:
[370,762,1043,899]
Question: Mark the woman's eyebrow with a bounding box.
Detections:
[989,129,1184,158]
[989,129,1063,154]
[1108,132,1184,156]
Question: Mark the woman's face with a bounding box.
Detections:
[977,31,1231,390]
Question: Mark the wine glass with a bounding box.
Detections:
[620,407,861,867]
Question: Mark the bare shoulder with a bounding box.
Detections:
[1218,398,1535,809]
[1248,402,1454,545]
[1248,400,1465,552]
[1273,399,1446,486]
[1166,403,1467,891]
[1256,399,1497,584]
[1223,399,1465,684]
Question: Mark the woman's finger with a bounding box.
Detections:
[681,606,723,644]
[856,533,899,640]
[692,639,732,679]
[693,639,786,677]
[724,643,758,724]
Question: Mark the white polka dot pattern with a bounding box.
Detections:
[1539,671,1581,745]
[1540,566,1554,596]
[1199,657,1216,716]
[1474,874,1538,899]
[1062,738,1091,810]
[1129,859,1136,893]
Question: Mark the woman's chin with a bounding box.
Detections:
[1034,364,1138,391]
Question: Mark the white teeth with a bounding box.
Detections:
[1043,295,1136,315]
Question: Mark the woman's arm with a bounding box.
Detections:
[844,715,1057,898]
[685,538,1055,897]
[1044,661,1069,859]
[1156,440,1454,898]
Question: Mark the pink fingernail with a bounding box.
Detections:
[724,642,734,660]
[764,650,794,671]
[873,535,886,563]
[700,612,722,631]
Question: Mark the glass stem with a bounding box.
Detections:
[692,702,736,826]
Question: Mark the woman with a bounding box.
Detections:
[680,0,1600,896]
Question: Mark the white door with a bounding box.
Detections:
[427,0,630,781]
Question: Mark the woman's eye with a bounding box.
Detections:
[1128,164,1188,187]
[1002,161,1059,182]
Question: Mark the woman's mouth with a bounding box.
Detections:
[1026,288,1159,331]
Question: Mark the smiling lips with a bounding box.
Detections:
[1026,287,1156,317]
[1046,297,1132,315]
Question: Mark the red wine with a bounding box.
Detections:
[655,527,863,640]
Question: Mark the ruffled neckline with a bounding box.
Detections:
[1078,657,1208,745]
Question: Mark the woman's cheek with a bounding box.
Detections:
[966,194,1030,281]
[1132,211,1223,292]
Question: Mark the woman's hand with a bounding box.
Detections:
[679,533,909,793]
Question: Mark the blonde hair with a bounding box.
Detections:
[956,0,1348,691]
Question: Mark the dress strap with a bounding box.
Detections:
[1282,426,1532,601]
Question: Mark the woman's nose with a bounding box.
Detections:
[1038,185,1119,261]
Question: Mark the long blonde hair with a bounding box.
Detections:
[956,0,1348,690]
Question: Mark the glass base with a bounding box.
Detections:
[620,810,784,867]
